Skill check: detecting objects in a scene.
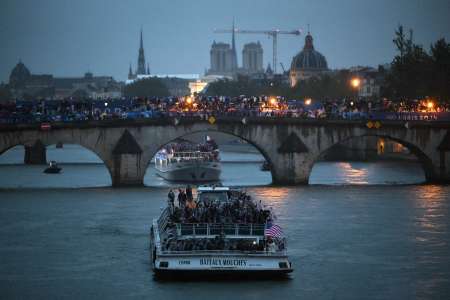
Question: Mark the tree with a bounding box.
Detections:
[386,25,433,100]
[430,38,450,101]
[124,77,169,97]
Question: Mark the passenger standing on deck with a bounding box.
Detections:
[168,189,175,213]
[186,185,193,201]
[178,189,187,208]
[266,237,277,253]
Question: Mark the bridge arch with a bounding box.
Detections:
[0,140,114,186]
[146,128,276,184]
[316,133,434,182]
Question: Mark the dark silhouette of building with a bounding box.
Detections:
[128,29,150,79]
[206,22,238,77]
[8,61,121,99]
[290,31,328,87]
[242,42,263,74]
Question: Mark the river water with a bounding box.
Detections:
[0,145,449,299]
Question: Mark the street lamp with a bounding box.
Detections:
[305,98,312,106]
[350,77,361,103]
[269,97,277,107]
[351,78,361,89]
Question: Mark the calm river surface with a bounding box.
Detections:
[0,145,449,299]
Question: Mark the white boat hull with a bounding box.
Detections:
[152,254,292,275]
[155,161,221,182]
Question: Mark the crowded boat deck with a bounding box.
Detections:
[150,186,292,277]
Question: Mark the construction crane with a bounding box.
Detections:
[214,28,301,73]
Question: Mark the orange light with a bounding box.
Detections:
[186,97,193,105]
[305,98,312,105]
[427,101,434,109]
[269,98,277,106]
[351,78,360,88]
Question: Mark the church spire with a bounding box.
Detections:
[128,63,133,79]
[231,18,237,70]
[137,28,146,75]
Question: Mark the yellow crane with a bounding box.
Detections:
[214,27,302,73]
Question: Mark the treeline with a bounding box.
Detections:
[205,71,355,99]
[384,25,450,101]
[123,77,169,97]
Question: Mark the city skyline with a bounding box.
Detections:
[1,0,449,82]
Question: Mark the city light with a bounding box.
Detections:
[351,78,361,89]
[269,97,277,106]
[305,98,312,105]
[427,101,434,109]
[186,97,193,105]
[104,102,108,107]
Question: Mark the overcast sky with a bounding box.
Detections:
[1,0,449,82]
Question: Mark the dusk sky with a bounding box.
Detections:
[1,0,449,82]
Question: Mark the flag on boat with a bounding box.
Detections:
[265,222,283,238]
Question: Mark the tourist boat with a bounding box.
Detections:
[154,137,221,182]
[43,161,62,174]
[149,186,293,278]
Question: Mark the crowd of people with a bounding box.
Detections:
[166,187,270,224]
[1,95,449,124]
[159,187,283,253]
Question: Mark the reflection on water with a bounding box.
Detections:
[411,185,450,298]
[337,162,369,184]
[309,161,426,185]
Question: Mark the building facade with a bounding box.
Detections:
[207,42,236,76]
[349,66,384,98]
[8,61,122,100]
[242,42,263,74]
[206,22,239,77]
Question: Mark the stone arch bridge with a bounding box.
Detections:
[1,117,449,186]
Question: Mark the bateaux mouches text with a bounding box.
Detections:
[199,258,247,266]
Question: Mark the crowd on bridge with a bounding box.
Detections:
[1,95,449,124]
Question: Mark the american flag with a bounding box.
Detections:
[264,222,283,238]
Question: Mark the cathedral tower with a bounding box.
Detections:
[137,29,146,75]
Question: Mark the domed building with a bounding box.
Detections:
[290,32,328,87]
[9,61,31,89]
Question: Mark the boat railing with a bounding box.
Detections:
[157,207,171,234]
[158,249,287,256]
[175,223,265,237]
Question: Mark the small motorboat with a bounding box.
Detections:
[44,161,62,174]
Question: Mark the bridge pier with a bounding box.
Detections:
[110,130,146,187]
[24,140,46,165]
[270,153,316,185]
[110,154,146,187]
